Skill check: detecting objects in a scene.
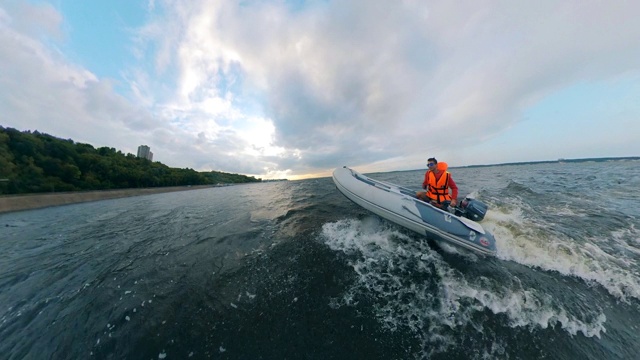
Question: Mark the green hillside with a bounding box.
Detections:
[0,126,261,195]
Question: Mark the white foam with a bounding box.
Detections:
[436,241,479,261]
[321,217,608,355]
[483,206,640,302]
[439,272,607,338]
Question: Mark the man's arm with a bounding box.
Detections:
[448,176,459,202]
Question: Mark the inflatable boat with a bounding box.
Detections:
[332,166,497,256]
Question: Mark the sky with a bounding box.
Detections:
[1,0,639,180]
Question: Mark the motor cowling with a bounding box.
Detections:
[457,198,488,222]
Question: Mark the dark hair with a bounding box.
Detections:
[427,157,437,164]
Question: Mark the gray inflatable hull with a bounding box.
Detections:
[332,166,497,256]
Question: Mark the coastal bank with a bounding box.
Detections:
[0,185,213,214]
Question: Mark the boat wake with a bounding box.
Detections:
[482,200,640,303]
[321,216,607,357]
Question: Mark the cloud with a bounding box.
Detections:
[2,1,639,180]
[0,2,280,178]
[137,0,639,175]
[0,4,157,153]
[1,1,63,40]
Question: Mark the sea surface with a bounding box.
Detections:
[1,161,640,359]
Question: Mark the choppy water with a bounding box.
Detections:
[1,160,639,359]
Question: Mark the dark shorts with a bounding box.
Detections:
[417,193,451,209]
[436,200,451,209]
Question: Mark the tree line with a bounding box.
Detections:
[0,126,261,195]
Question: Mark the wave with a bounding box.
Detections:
[483,203,640,303]
[320,217,607,356]
[503,181,539,197]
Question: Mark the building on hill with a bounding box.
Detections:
[137,145,153,161]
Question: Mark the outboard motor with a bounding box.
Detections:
[455,198,488,222]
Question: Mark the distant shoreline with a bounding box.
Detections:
[379,156,640,176]
[454,156,640,169]
[0,185,215,214]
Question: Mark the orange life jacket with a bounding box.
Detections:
[426,171,452,203]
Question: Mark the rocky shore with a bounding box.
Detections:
[0,185,212,214]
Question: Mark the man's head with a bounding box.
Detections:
[427,157,438,172]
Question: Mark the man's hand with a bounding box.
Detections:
[450,199,457,207]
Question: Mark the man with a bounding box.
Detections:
[416,157,458,209]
